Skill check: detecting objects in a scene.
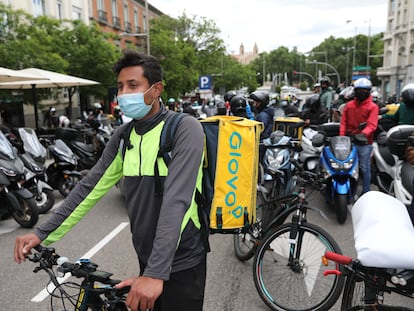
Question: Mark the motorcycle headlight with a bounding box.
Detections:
[265,152,285,173]
[0,166,17,177]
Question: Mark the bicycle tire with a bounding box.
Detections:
[253,222,344,311]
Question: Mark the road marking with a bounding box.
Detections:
[31,221,129,302]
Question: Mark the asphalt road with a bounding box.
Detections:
[1,184,409,310]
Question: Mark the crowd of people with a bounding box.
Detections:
[12,47,414,311]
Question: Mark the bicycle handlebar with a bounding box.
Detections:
[324,251,352,265]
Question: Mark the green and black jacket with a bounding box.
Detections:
[35,106,206,281]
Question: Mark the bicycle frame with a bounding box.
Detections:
[27,246,128,311]
[324,251,414,309]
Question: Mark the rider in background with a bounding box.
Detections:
[380,83,414,125]
[301,94,328,127]
[249,91,273,140]
[319,76,333,120]
[340,78,379,195]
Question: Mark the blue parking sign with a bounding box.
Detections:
[199,75,212,90]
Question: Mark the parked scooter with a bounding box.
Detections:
[16,127,55,214]
[258,130,299,201]
[372,124,414,206]
[313,123,367,224]
[299,127,324,172]
[46,139,83,197]
[54,124,108,171]
[0,131,38,228]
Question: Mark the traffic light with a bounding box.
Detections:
[293,70,297,77]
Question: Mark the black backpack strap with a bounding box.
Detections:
[119,120,135,160]
[154,112,186,195]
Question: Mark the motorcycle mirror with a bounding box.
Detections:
[379,107,389,115]
[358,122,367,130]
[312,133,325,147]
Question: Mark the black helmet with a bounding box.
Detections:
[224,90,237,102]
[305,94,321,111]
[319,76,331,86]
[230,95,247,116]
[402,83,414,107]
[249,91,269,107]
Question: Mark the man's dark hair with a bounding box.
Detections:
[112,50,163,84]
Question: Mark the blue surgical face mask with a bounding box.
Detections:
[117,85,155,120]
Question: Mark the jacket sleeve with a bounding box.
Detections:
[339,105,348,136]
[362,104,379,137]
[143,116,204,279]
[34,127,125,245]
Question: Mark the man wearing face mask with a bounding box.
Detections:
[13,50,207,311]
[340,78,379,194]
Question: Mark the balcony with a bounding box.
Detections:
[98,10,108,23]
[113,16,121,29]
[135,26,141,34]
[123,22,132,33]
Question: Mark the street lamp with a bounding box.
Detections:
[306,60,341,86]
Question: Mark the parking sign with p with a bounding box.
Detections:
[199,75,212,90]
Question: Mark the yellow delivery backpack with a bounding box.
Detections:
[120,114,263,234]
[200,116,263,233]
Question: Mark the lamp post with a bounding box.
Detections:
[306,60,341,86]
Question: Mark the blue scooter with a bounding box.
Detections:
[313,123,367,224]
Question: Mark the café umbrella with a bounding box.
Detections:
[0,68,100,130]
[0,66,45,82]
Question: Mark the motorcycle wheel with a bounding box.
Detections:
[35,188,55,214]
[9,194,39,228]
[334,193,348,224]
[58,175,81,197]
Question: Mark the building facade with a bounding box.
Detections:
[0,0,163,52]
[377,0,414,100]
[233,43,259,65]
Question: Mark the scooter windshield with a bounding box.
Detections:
[18,127,47,159]
[330,136,351,161]
[0,131,16,160]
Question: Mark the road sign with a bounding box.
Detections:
[199,75,212,90]
[353,66,371,71]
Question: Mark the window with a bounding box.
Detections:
[72,6,82,20]
[32,0,46,17]
[98,0,104,11]
[56,1,63,20]
[112,0,117,17]
[124,2,129,22]
[134,9,140,32]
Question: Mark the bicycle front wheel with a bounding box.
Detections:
[253,222,344,311]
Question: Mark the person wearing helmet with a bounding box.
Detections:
[381,84,414,126]
[301,94,327,126]
[340,77,379,195]
[249,91,273,140]
[224,90,237,115]
[319,76,333,119]
[229,94,248,118]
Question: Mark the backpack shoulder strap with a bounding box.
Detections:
[158,112,186,164]
[119,120,135,160]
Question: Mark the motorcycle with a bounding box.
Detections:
[372,124,414,206]
[0,131,38,228]
[258,130,299,201]
[299,126,324,172]
[54,123,108,171]
[313,123,367,224]
[46,138,83,197]
[16,127,55,214]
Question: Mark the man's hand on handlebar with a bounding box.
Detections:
[116,275,163,311]
[14,233,41,264]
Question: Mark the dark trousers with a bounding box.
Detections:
[151,256,207,311]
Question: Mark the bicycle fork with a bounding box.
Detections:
[287,213,303,273]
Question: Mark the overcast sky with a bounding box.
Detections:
[149,0,388,54]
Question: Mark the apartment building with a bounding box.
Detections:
[377,0,414,99]
[0,0,163,52]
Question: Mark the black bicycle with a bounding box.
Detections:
[324,251,414,310]
[27,245,129,311]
